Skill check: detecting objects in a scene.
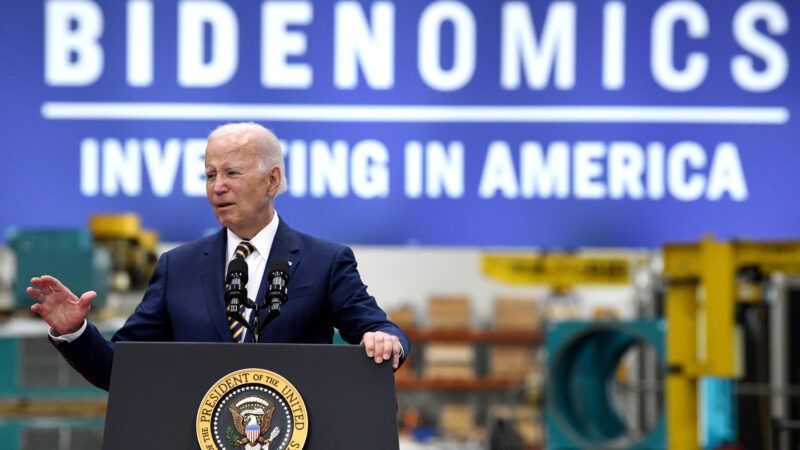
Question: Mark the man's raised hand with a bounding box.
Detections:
[27,275,95,336]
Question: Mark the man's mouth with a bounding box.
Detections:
[217,202,234,209]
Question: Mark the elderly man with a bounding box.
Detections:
[27,122,409,390]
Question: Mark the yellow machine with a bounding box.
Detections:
[89,213,159,291]
[664,237,800,450]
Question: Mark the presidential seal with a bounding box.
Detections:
[196,368,308,450]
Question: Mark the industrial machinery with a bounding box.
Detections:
[546,320,666,449]
[664,237,800,450]
[6,212,158,312]
[482,252,657,448]
[0,333,110,450]
[7,228,111,310]
[484,240,800,450]
[89,213,158,291]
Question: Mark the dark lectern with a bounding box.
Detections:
[102,342,399,450]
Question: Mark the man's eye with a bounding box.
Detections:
[205,173,216,181]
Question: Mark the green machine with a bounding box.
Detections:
[0,335,108,450]
[0,418,104,450]
[546,320,667,449]
[7,228,111,310]
[0,336,107,399]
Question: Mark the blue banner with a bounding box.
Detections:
[1,0,798,246]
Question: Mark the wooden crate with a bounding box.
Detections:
[425,343,475,364]
[429,296,471,329]
[388,305,416,330]
[440,404,474,439]
[489,344,534,380]
[493,297,539,330]
[424,363,476,380]
[424,343,476,379]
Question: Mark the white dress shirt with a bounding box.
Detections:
[225,213,280,342]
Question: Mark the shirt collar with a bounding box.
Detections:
[225,211,280,262]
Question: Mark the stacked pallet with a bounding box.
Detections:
[489,344,534,380]
[489,297,538,380]
[423,343,476,379]
[439,404,475,440]
[493,297,539,330]
[424,296,474,379]
[428,295,471,329]
[388,305,416,330]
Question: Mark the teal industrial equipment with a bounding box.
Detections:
[0,418,104,450]
[0,333,109,450]
[7,228,110,310]
[699,377,736,449]
[546,320,667,450]
[0,336,107,398]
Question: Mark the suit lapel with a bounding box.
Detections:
[201,229,232,342]
[255,219,300,336]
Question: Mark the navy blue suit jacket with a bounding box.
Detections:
[55,219,410,390]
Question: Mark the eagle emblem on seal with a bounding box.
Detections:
[227,396,281,450]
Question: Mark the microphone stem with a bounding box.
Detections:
[252,303,261,343]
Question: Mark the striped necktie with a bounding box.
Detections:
[229,241,255,343]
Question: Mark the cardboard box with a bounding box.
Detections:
[489,344,534,380]
[425,343,475,365]
[440,404,474,439]
[493,297,539,330]
[429,296,471,329]
[424,363,476,380]
[388,305,417,330]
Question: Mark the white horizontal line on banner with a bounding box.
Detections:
[41,102,789,125]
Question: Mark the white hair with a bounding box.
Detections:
[208,122,288,194]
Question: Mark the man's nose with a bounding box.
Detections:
[212,177,228,194]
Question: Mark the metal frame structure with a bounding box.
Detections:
[663,237,800,450]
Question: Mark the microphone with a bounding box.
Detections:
[250,259,291,343]
[225,258,249,316]
[265,259,290,318]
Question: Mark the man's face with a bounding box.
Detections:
[204,132,275,238]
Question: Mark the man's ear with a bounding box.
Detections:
[266,165,282,196]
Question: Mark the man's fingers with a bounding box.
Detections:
[31,276,71,298]
[392,339,402,369]
[34,276,55,293]
[373,334,385,363]
[42,276,66,295]
[363,332,375,357]
[30,277,51,293]
[30,303,43,315]
[364,332,387,363]
[363,332,402,367]
[383,336,394,360]
[79,291,97,308]
[26,286,45,302]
